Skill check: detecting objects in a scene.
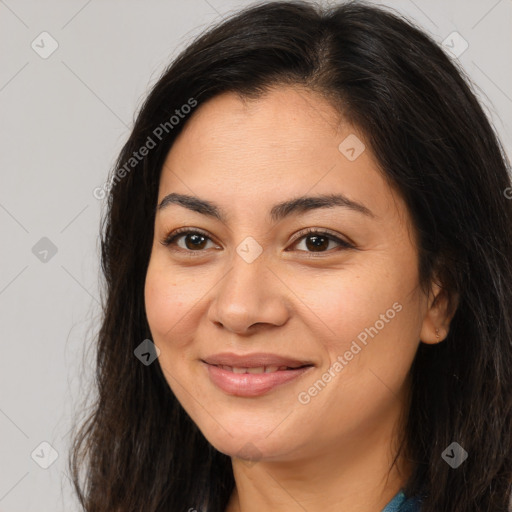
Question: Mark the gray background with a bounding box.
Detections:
[0,0,511,510]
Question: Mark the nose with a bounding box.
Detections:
[207,251,291,335]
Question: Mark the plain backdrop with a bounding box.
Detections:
[0,0,511,510]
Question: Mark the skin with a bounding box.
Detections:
[144,85,455,512]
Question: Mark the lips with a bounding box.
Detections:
[201,352,315,397]
[201,352,314,369]
[215,365,295,374]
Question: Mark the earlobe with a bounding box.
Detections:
[420,322,447,344]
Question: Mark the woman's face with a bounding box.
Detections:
[144,86,440,463]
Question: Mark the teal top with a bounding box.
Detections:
[381,490,422,511]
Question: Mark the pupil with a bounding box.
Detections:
[186,233,207,250]
[306,235,328,252]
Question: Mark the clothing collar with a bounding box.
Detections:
[381,489,422,512]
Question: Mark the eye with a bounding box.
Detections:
[160,228,218,254]
[160,227,354,256]
[287,228,354,255]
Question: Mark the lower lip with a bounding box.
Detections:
[203,362,313,397]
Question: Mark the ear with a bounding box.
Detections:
[419,278,459,344]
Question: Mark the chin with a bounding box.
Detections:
[195,418,302,464]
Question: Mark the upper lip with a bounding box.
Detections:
[202,352,314,369]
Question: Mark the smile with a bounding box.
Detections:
[203,362,314,397]
[214,364,309,373]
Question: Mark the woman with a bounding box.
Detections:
[70,1,512,511]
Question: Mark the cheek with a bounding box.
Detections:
[299,278,420,442]
[144,257,212,367]
[144,262,197,394]
[301,266,400,350]
[314,258,422,379]
[145,269,172,335]
[144,260,187,344]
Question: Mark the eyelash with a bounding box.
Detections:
[160,227,354,257]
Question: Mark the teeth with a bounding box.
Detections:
[247,367,265,374]
[231,366,248,374]
[218,365,292,373]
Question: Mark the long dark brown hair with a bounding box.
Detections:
[69,1,512,510]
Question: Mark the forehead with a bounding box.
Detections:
[157,86,406,227]
[168,86,345,159]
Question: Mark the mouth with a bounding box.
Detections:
[201,361,314,397]
[201,352,314,369]
[209,364,312,373]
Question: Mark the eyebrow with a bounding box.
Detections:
[157,192,375,223]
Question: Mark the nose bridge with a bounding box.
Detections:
[208,243,289,333]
